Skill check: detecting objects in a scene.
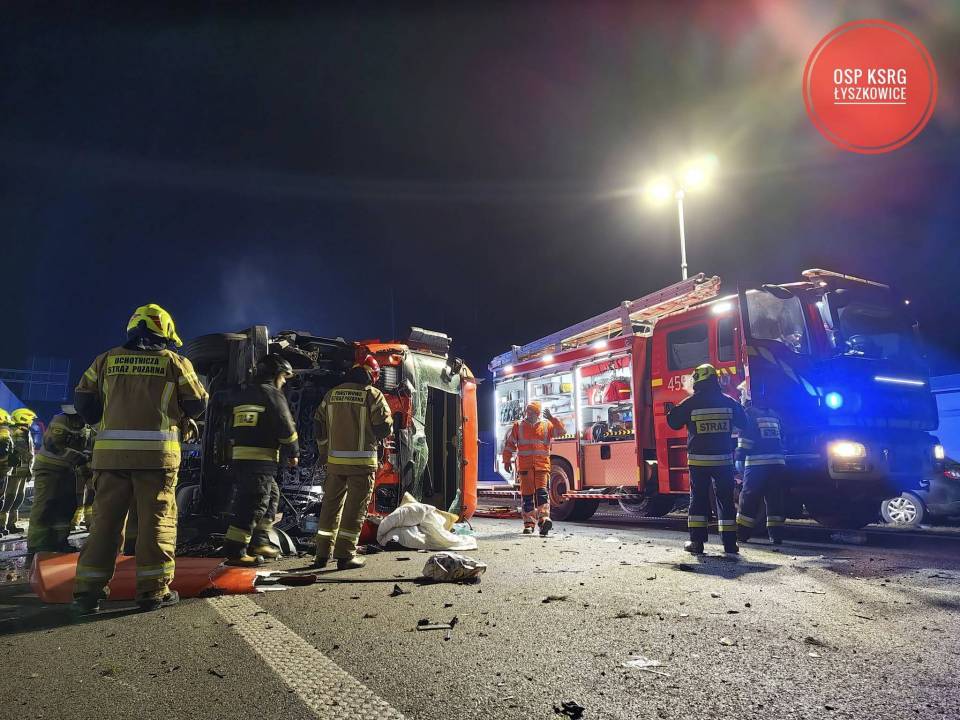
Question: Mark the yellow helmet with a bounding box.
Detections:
[0,409,11,426]
[11,408,37,426]
[692,363,718,384]
[127,303,183,347]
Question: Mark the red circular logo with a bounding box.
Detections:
[803,19,938,154]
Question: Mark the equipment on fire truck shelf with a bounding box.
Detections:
[488,269,941,529]
[176,325,478,552]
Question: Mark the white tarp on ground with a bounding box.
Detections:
[376,501,478,551]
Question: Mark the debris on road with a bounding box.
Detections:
[808,652,822,658]
[422,552,487,583]
[416,616,459,632]
[795,589,827,595]
[719,637,737,646]
[623,656,671,677]
[207,669,225,678]
[542,595,568,603]
[554,699,586,719]
[389,584,409,597]
[362,612,378,619]
[710,592,720,598]
[803,636,829,648]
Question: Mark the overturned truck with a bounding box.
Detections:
[176,326,479,550]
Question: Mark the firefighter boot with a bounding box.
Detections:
[336,556,366,571]
[539,518,553,537]
[223,539,265,567]
[138,590,180,612]
[311,555,329,569]
[723,535,740,554]
[684,540,705,554]
[248,543,280,560]
[71,591,105,616]
[522,525,535,535]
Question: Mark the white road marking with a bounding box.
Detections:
[208,595,405,720]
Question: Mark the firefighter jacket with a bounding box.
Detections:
[34,414,90,471]
[502,415,566,473]
[0,425,12,470]
[314,381,393,473]
[666,384,749,467]
[227,382,300,471]
[11,425,35,474]
[75,346,208,470]
[736,404,785,467]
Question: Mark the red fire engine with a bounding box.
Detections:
[489,271,941,529]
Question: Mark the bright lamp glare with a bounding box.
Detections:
[592,340,608,350]
[935,444,945,460]
[681,154,718,191]
[824,391,844,410]
[874,375,925,387]
[644,177,674,205]
[711,301,733,315]
[543,354,555,363]
[504,365,514,373]
[829,441,866,459]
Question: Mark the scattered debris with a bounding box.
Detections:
[673,563,697,573]
[614,610,634,619]
[803,636,829,648]
[853,614,876,621]
[710,592,721,598]
[623,656,671,677]
[422,552,487,583]
[542,595,568,604]
[829,531,867,545]
[719,637,737,646]
[603,537,620,543]
[362,612,378,619]
[208,669,225,678]
[389,584,409,597]
[744,602,751,608]
[795,589,827,595]
[554,699,586,719]
[396,557,411,562]
[416,616,459,632]
[808,652,822,658]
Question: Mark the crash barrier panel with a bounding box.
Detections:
[30,553,259,603]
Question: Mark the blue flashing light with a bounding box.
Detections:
[824,391,844,410]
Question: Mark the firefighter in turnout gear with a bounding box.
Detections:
[71,303,208,614]
[0,410,14,537]
[735,381,787,545]
[501,400,565,536]
[0,408,38,534]
[312,354,393,571]
[667,364,750,554]
[27,407,91,553]
[222,354,300,567]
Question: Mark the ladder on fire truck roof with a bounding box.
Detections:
[489,273,722,370]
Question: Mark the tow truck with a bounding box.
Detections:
[175,325,478,551]
[488,270,941,529]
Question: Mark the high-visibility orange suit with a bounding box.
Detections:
[501,401,565,536]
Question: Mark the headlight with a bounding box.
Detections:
[824,392,844,410]
[829,441,866,459]
[934,444,945,460]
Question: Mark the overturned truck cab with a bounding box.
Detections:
[176,326,478,550]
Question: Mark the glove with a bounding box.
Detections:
[503,458,513,473]
[543,408,553,421]
[287,456,300,468]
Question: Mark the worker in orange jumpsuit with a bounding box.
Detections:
[502,401,565,536]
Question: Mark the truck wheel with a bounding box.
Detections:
[618,494,676,517]
[880,492,926,528]
[176,482,201,518]
[181,332,246,375]
[806,499,878,529]
[547,459,599,522]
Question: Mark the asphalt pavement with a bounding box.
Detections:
[1,517,959,720]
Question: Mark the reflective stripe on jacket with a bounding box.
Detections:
[502,416,566,472]
[666,385,749,468]
[737,404,786,467]
[314,382,393,472]
[76,346,208,470]
[227,383,300,469]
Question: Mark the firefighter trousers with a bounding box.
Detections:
[314,471,374,560]
[0,469,29,529]
[518,469,550,529]
[224,466,280,554]
[688,465,737,544]
[27,465,78,553]
[75,469,179,601]
[737,464,786,541]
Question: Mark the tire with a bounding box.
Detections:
[806,498,878,529]
[176,482,201,518]
[547,459,599,522]
[619,493,676,517]
[880,492,926,528]
[181,332,246,375]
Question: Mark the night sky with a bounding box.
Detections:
[2,2,959,419]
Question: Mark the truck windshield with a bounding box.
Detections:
[746,290,809,354]
[822,289,917,361]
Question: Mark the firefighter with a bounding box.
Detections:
[735,381,787,545]
[27,406,91,554]
[71,303,208,614]
[0,408,38,534]
[0,410,13,538]
[502,401,565,536]
[311,353,392,571]
[667,364,750,554]
[222,353,300,567]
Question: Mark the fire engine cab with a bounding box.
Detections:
[489,270,941,529]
